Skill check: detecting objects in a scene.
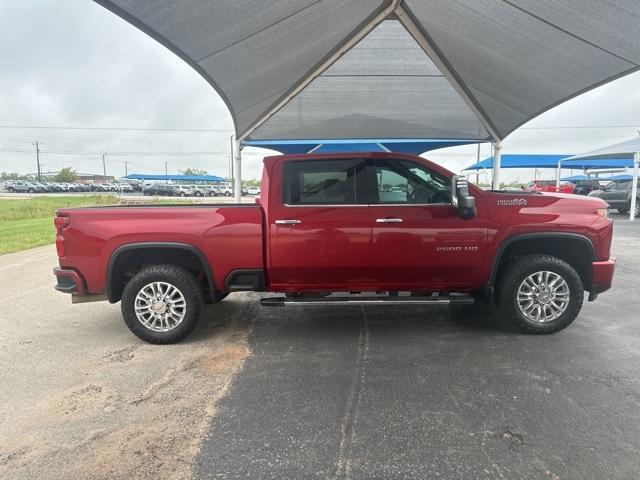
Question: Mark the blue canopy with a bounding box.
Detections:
[242,139,477,155]
[464,154,635,171]
[125,174,225,182]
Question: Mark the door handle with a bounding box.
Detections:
[376,218,403,223]
[275,219,302,225]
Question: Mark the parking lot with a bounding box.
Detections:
[1,213,639,479]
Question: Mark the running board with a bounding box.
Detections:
[260,293,474,307]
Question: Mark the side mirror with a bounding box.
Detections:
[451,175,476,220]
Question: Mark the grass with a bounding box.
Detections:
[0,196,118,255]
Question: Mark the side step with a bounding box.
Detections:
[260,292,474,307]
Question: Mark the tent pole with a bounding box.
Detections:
[492,141,502,190]
[630,151,639,221]
[234,140,242,203]
[555,160,562,190]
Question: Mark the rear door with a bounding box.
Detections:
[368,158,487,289]
[268,158,372,288]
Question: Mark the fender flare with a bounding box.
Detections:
[485,232,596,297]
[106,242,216,302]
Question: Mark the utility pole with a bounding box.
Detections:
[34,141,41,181]
[123,160,128,178]
[102,153,107,177]
[165,161,168,176]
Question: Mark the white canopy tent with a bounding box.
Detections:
[566,138,640,221]
[94,0,640,200]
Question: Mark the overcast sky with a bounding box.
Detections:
[1,0,640,182]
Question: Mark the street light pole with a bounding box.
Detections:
[102,153,107,177]
[165,161,168,176]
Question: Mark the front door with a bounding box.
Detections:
[268,158,372,289]
[368,158,487,289]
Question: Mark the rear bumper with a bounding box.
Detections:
[590,257,615,297]
[53,267,86,295]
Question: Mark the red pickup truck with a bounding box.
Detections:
[524,180,575,194]
[54,152,615,344]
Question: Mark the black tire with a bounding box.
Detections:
[496,254,583,334]
[7,187,15,193]
[121,265,203,344]
[224,191,231,197]
[618,207,628,214]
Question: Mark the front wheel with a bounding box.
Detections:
[121,265,203,344]
[497,254,583,334]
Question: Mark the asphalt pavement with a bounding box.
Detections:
[197,214,640,479]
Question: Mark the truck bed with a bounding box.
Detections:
[56,204,264,295]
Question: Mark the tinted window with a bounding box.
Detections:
[374,159,452,204]
[284,159,359,205]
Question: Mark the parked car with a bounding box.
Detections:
[573,179,602,196]
[171,185,192,197]
[143,184,174,196]
[118,184,134,193]
[247,187,261,196]
[5,180,31,193]
[189,185,206,197]
[524,180,574,194]
[54,152,615,344]
[589,179,640,216]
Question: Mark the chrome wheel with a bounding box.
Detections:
[134,282,186,332]
[516,271,570,323]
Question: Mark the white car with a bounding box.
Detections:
[247,187,261,195]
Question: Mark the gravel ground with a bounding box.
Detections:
[0,246,257,479]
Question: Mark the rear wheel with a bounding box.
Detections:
[121,265,203,344]
[497,254,583,334]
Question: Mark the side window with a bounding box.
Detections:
[283,159,359,205]
[374,159,452,204]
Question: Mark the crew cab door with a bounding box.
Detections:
[267,158,371,288]
[368,158,487,289]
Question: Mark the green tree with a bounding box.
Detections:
[1,172,29,180]
[183,168,208,176]
[242,179,261,188]
[54,167,77,183]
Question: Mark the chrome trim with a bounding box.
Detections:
[275,219,302,224]
[376,218,403,223]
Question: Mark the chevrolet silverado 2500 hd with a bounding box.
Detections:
[54,152,615,343]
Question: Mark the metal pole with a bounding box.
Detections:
[229,134,234,180]
[165,161,168,176]
[555,160,562,190]
[102,153,107,177]
[492,140,502,190]
[475,143,480,185]
[124,160,128,178]
[630,151,639,222]
[233,140,242,202]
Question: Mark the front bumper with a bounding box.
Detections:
[53,267,86,295]
[589,257,615,300]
